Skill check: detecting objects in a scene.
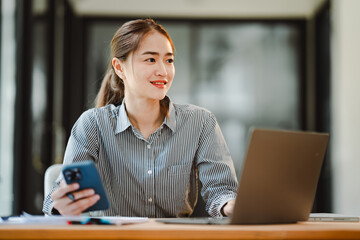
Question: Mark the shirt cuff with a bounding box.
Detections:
[51,208,61,215]
[220,202,228,216]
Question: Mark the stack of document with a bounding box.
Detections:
[0,212,148,225]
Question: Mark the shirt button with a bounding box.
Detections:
[147,144,151,149]
[148,198,153,203]
[148,170,152,175]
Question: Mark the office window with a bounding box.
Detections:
[188,22,302,173]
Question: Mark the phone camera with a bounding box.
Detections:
[64,168,82,182]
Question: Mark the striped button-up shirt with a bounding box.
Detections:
[43,98,238,217]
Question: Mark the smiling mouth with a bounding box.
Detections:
[150,81,167,85]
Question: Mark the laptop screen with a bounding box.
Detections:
[230,128,329,224]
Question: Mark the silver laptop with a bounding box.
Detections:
[308,213,359,222]
[157,128,329,225]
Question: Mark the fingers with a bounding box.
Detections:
[51,180,100,216]
[71,189,95,202]
[51,181,80,201]
[53,188,96,210]
[57,194,100,216]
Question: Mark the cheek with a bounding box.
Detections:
[132,67,149,81]
[168,66,175,80]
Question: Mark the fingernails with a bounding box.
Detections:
[94,194,100,201]
[72,183,80,189]
[88,189,95,195]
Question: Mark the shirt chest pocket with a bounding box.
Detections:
[167,164,191,175]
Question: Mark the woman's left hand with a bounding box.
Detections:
[222,199,235,217]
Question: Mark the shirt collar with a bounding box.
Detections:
[114,96,177,134]
[164,99,176,133]
[115,99,132,134]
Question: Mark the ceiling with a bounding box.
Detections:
[68,0,327,19]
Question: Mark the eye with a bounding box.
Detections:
[145,58,155,63]
[166,58,174,64]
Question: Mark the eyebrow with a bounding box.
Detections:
[141,51,174,56]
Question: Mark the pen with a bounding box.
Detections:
[67,221,82,225]
[1,216,10,221]
[67,218,114,225]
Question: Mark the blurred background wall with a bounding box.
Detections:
[331,0,360,215]
[0,0,359,216]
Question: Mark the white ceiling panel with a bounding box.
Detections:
[68,0,327,19]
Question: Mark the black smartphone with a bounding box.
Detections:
[62,160,110,212]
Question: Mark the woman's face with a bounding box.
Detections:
[117,31,175,102]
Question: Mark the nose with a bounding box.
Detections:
[155,62,167,77]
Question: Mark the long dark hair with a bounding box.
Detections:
[95,19,174,116]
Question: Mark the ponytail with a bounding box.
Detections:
[95,67,124,108]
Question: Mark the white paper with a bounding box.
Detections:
[0,212,148,225]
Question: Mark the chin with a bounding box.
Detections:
[152,93,168,101]
[156,96,167,101]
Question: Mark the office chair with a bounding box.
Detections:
[44,164,62,198]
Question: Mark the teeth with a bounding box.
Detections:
[152,82,166,85]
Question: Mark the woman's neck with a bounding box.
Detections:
[124,97,164,140]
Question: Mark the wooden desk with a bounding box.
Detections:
[1,219,360,240]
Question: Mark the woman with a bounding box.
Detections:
[43,19,237,217]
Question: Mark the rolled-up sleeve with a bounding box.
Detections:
[195,112,238,217]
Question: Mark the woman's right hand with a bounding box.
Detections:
[51,180,100,215]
